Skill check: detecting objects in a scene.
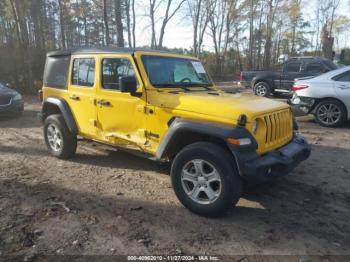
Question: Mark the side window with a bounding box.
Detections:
[72,58,95,87]
[102,58,135,90]
[305,63,324,75]
[334,71,350,82]
[43,56,70,89]
[285,62,301,73]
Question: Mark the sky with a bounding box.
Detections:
[133,0,350,51]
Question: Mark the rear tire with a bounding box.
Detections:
[44,114,77,159]
[170,142,242,217]
[254,82,271,97]
[314,99,347,127]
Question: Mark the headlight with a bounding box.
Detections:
[252,119,258,134]
[13,94,22,101]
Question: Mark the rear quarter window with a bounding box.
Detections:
[332,70,350,82]
[43,56,70,89]
[305,62,324,74]
[285,62,301,73]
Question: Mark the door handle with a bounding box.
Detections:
[338,85,350,90]
[97,99,111,106]
[69,95,80,101]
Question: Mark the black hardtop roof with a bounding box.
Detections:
[47,47,173,57]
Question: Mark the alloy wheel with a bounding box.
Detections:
[46,123,63,152]
[317,103,341,125]
[181,159,222,205]
[255,84,267,96]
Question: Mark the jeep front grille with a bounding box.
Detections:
[261,109,293,152]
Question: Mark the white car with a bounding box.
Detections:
[290,66,350,127]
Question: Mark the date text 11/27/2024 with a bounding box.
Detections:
[127,255,220,261]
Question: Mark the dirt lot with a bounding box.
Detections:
[0,91,350,259]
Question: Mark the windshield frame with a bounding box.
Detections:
[140,54,214,89]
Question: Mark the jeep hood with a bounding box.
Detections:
[149,91,289,122]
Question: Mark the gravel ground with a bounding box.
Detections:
[0,92,349,259]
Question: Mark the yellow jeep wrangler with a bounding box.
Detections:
[41,47,311,217]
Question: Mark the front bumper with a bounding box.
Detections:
[0,100,24,116]
[234,134,311,183]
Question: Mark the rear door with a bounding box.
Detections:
[333,70,350,110]
[67,55,97,137]
[280,61,302,90]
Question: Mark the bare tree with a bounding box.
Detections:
[158,0,186,48]
[263,0,281,68]
[248,0,255,70]
[187,0,211,57]
[124,0,136,48]
[115,0,124,47]
[208,0,236,75]
[149,0,157,48]
[125,0,132,47]
[103,0,111,45]
[57,0,66,49]
[132,0,136,47]
[148,0,185,49]
[318,0,340,59]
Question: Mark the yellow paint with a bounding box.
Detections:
[43,50,293,155]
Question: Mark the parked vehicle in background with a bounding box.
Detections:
[0,82,24,117]
[290,66,350,127]
[239,57,337,97]
[40,47,311,217]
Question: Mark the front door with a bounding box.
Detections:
[95,54,147,149]
[67,56,97,137]
[334,70,350,110]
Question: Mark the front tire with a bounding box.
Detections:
[171,142,242,217]
[314,99,347,127]
[44,114,77,159]
[254,82,271,97]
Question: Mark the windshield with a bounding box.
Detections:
[142,55,212,87]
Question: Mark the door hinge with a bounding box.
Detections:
[145,131,159,139]
[89,119,97,127]
[144,106,155,114]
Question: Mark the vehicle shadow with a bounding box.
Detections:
[0,109,41,128]
[0,145,48,157]
[72,148,170,174]
[297,114,350,128]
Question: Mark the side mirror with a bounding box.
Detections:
[119,76,137,94]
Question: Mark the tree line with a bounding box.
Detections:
[0,0,349,93]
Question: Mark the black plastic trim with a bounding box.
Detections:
[156,118,257,159]
[42,97,78,134]
[236,134,311,183]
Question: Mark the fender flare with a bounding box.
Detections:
[42,97,78,134]
[156,118,257,159]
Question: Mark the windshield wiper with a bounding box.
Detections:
[179,83,215,91]
[153,83,191,91]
